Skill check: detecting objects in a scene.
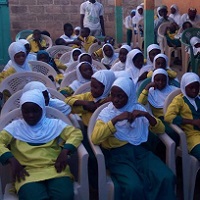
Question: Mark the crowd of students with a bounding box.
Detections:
[0,1,200,200]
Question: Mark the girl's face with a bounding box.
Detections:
[22,102,42,126]
[154,74,167,90]
[42,90,50,106]
[111,86,128,109]
[155,57,166,69]
[185,81,200,98]
[132,53,144,69]
[149,49,161,63]
[80,55,92,64]
[170,7,176,14]
[79,63,93,80]
[14,52,26,65]
[37,54,49,63]
[91,78,105,98]
[103,46,114,58]
[119,49,128,63]
[194,43,200,48]
[73,50,82,61]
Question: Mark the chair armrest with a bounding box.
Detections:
[158,133,176,174]
[77,143,89,200]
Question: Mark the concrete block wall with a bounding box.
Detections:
[9,0,143,44]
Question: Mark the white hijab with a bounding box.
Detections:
[146,44,161,66]
[153,53,170,70]
[190,37,200,56]
[132,5,144,25]
[101,43,118,67]
[23,81,71,115]
[111,44,131,71]
[181,72,200,111]
[8,42,32,72]
[125,49,151,84]
[148,69,177,108]
[98,77,149,145]
[65,48,82,66]
[4,89,67,143]
[69,61,93,91]
[91,70,115,102]
[169,4,181,26]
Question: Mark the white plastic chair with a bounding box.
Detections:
[0,72,56,95]
[60,70,77,88]
[59,51,72,65]
[46,45,73,59]
[88,102,176,200]
[158,22,182,66]
[88,42,103,55]
[65,61,79,74]
[73,82,91,95]
[163,88,200,200]
[42,34,53,48]
[29,60,58,78]
[0,107,89,200]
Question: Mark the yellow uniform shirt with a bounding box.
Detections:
[29,39,47,53]
[147,69,177,79]
[0,126,83,191]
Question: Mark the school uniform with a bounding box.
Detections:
[91,77,176,200]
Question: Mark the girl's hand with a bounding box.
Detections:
[145,82,157,90]
[112,112,132,125]
[9,157,29,182]
[55,149,69,173]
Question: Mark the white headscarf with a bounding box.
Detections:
[132,5,144,25]
[157,7,162,19]
[190,37,200,56]
[4,89,67,143]
[181,72,200,111]
[169,4,181,26]
[8,42,32,72]
[125,49,151,84]
[111,44,131,71]
[101,43,118,68]
[23,81,71,115]
[148,69,178,108]
[97,77,149,145]
[146,44,161,65]
[69,61,93,91]
[65,48,82,66]
[91,70,115,102]
[153,53,170,70]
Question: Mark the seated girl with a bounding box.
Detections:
[147,53,177,80]
[138,68,179,145]
[64,48,82,68]
[91,77,176,200]
[145,44,161,69]
[0,89,82,200]
[125,49,152,88]
[164,72,200,160]
[59,62,94,97]
[110,44,132,71]
[101,43,118,69]
[23,81,71,116]
[0,42,32,84]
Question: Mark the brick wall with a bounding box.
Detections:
[9,0,143,43]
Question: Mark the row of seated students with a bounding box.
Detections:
[0,27,200,198]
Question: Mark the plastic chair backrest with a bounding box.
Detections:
[64,61,79,74]
[181,27,200,46]
[73,82,91,95]
[158,21,171,37]
[0,88,65,116]
[92,60,107,70]
[29,60,58,78]
[88,42,103,55]
[15,30,33,41]
[60,70,77,88]
[0,72,56,95]
[59,51,72,64]
[41,34,53,48]
[46,45,73,59]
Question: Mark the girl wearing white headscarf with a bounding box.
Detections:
[101,43,118,69]
[65,70,115,127]
[147,53,177,80]
[169,4,182,26]
[0,89,82,199]
[132,5,144,30]
[111,44,131,71]
[165,72,200,160]
[59,61,93,97]
[0,42,32,83]
[92,77,176,200]
[64,48,82,67]
[146,44,161,66]
[190,36,200,56]
[125,49,152,87]
[23,81,71,116]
